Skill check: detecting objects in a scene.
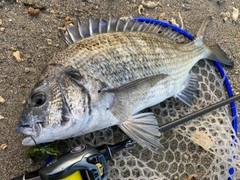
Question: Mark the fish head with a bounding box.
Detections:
[14,64,91,145]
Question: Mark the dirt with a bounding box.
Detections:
[0,0,239,179]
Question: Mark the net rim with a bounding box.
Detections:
[134,17,238,177]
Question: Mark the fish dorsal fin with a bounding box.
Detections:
[63,15,188,45]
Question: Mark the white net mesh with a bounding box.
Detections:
[57,59,239,179]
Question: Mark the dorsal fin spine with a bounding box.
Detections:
[142,23,150,32]
[137,23,144,32]
[89,16,93,36]
[130,21,137,31]
[77,17,84,39]
[99,17,102,34]
[152,25,160,33]
[123,18,130,32]
[107,15,112,33]
[148,23,156,32]
[63,16,188,45]
[115,18,121,31]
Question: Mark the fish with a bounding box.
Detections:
[14,15,233,150]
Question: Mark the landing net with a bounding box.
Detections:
[59,19,239,179]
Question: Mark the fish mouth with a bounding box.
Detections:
[14,122,43,145]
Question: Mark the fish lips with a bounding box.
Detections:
[14,122,42,145]
[14,124,39,136]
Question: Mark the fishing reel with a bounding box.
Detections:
[12,139,135,180]
[39,145,108,180]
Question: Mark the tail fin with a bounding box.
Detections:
[208,44,234,67]
[194,16,234,67]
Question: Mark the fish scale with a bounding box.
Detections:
[56,32,198,87]
[14,16,233,151]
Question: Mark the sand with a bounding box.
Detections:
[0,0,239,179]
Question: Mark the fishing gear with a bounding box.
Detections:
[12,94,240,180]
[11,139,135,180]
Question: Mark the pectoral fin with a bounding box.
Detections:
[102,74,168,151]
[119,112,164,151]
[103,74,169,118]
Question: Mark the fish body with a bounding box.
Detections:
[15,16,233,150]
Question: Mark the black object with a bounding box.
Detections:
[11,139,135,180]
[159,94,240,132]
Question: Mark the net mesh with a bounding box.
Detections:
[58,60,239,179]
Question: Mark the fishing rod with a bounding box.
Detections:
[159,94,239,132]
[11,94,240,180]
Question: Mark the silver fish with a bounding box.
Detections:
[14,16,233,150]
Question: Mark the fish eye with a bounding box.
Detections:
[31,92,46,107]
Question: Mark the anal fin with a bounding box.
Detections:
[176,73,199,106]
[118,112,164,151]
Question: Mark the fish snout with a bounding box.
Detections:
[14,123,39,136]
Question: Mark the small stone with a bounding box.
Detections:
[58,27,66,31]
[82,7,88,12]
[141,0,159,8]
[0,19,2,25]
[47,39,52,45]
[183,154,189,160]
[232,7,239,22]
[65,16,72,25]
[0,115,4,120]
[13,51,23,62]
[223,17,228,22]
[10,47,16,51]
[158,13,166,20]
[138,4,144,15]
[220,11,231,18]
[65,16,71,22]
[28,7,40,15]
[169,17,179,27]
[20,83,26,87]
[0,96,5,103]
[0,27,5,32]
[22,100,26,105]
[173,175,178,179]
[0,144,7,150]
[25,68,30,73]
